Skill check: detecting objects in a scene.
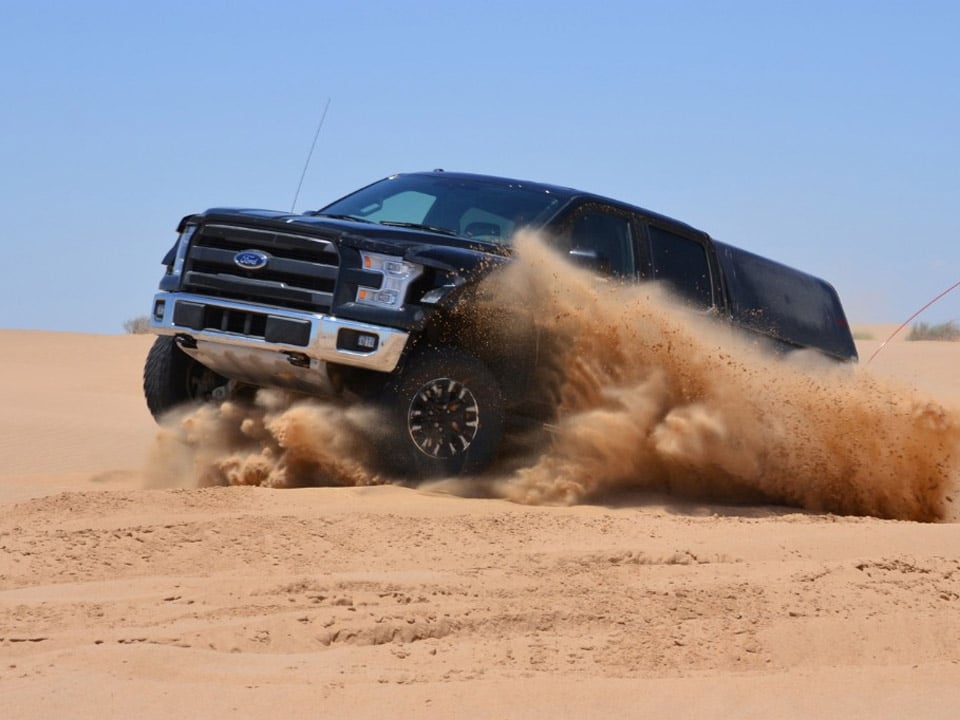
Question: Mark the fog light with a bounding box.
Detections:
[337,329,380,353]
[153,299,166,321]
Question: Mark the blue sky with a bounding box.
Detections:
[2,0,958,333]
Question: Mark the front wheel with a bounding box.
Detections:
[385,349,504,478]
[143,336,228,420]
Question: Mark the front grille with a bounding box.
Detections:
[180,224,339,312]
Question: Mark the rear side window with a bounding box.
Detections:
[648,226,713,308]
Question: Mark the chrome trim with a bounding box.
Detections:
[150,292,409,374]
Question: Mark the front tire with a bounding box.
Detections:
[143,336,227,420]
[385,349,504,478]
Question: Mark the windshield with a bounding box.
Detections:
[316,174,566,245]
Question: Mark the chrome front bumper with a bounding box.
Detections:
[150,292,409,391]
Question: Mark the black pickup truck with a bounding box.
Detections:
[144,170,857,476]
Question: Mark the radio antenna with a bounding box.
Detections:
[290,97,331,212]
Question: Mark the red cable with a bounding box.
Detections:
[866,279,960,364]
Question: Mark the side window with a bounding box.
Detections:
[568,211,635,276]
[648,226,713,308]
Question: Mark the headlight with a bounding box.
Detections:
[356,251,423,309]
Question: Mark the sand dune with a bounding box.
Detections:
[2,327,960,719]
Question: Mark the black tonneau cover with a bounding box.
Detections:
[714,241,858,361]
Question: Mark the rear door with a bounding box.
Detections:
[641,222,719,310]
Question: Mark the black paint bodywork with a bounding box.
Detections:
[160,170,858,374]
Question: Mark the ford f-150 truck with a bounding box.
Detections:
[144,170,857,476]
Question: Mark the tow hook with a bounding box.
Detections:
[174,333,198,350]
[284,351,311,368]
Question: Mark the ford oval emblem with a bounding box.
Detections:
[234,250,269,270]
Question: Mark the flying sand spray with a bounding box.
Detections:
[148,233,960,522]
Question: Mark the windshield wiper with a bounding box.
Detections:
[309,212,376,223]
[378,221,460,236]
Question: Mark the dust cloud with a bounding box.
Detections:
[147,232,960,521]
[146,390,386,490]
[484,233,960,521]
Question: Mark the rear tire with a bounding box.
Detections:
[384,348,504,478]
[143,336,227,420]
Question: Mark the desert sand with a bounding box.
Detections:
[2,321,960,719]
